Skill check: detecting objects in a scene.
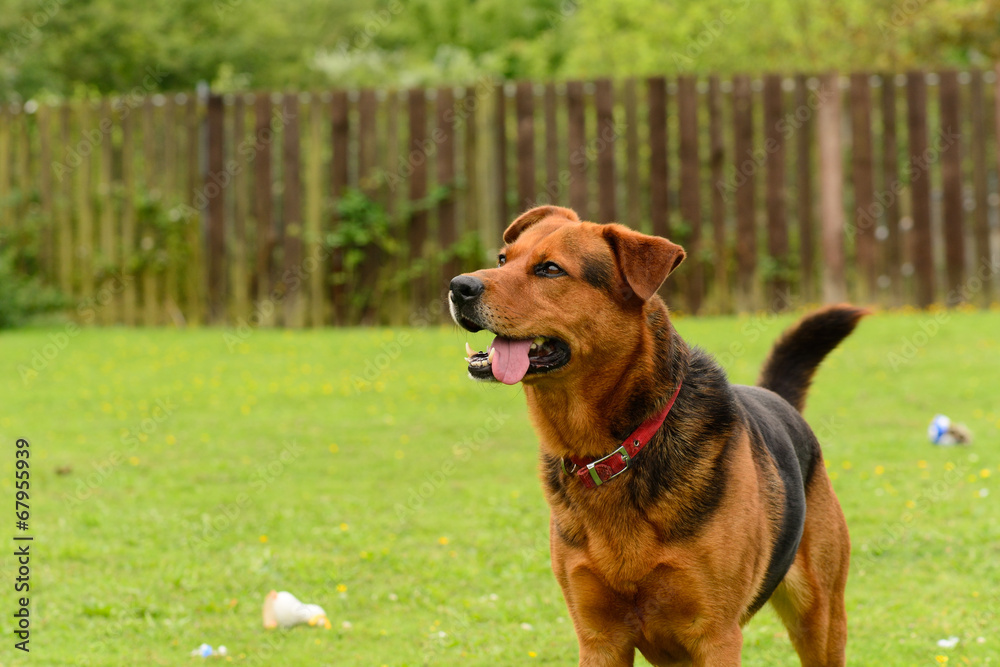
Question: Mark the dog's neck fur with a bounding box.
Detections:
[523,299,689,460]
[533,297,741,552]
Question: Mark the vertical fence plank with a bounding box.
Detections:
[408,88,429,314]
[938,70,965,304]
[818,73,846,303]
[647,77,669,239]
[732,74,757,309]
[206,94,226,323]
[0,107,8,232]
[495,84,509,223]
[14,108,30,228]
[121,105,137,324]
[462,86,479,264]
[907,71,934,307]
[850,73,877,302]
[141,99,159,325]
[566,80,588,219]
[763,75,790,310]
[677,75,702,313]
[305,96,325,327]
[76,101,95,307]
[329,90,349,324]
[595,78,617,223]
[708,76,728,312]
[385,90,408,324]
[543,83,559,207]
[98,99,117,324]
[37,106,53,280]
[184,95,204,325]
[356,88,380,323]
[795,74,816,303]
[515,81,535,212]
[163,98,180,324]
[969,70,991,306]
[253,93,274,311]
[623,79,641,229]
[231,96,249,323]
[282,93,304,327]
[437,86,459,293]
[880,75,903,306]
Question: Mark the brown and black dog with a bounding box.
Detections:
[449,205,865,666]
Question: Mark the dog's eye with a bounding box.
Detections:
[497,254,506,267]
[535,261,565,278]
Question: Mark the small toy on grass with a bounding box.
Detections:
[262,590,332,629]
[190,643,227,658]
[928,414,973,446]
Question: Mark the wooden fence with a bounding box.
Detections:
[1,67,999,327]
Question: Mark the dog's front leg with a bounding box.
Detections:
[552,561,638,666]
[686,625,743,667]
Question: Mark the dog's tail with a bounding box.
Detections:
[757,305,868,413]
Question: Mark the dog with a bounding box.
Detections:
[449,205,865,666]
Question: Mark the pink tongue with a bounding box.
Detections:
[490,337,533,385]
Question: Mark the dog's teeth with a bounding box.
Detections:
[530,343,537,350]
[534,337,546,345]
[465,342,475,357]
[487,348,495,363]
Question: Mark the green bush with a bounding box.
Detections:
[0,227,66,329]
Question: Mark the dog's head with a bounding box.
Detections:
[449,205,685,385]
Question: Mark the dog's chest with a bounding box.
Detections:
[555,503,665,591]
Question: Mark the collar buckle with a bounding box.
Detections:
[586,444,632,486]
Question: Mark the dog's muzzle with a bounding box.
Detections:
[449,275,485,332]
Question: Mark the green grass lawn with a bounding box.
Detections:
[1,308,999,666]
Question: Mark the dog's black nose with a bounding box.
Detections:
[450,275,484,305]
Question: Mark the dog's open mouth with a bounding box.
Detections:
[465,336,570,384]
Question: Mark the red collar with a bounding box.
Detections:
[562,381,682,489]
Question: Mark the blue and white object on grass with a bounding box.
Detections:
[190,644,228,658]
[928,414,951,445]
[927,414,972,446]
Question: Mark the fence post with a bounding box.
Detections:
[329,90,349,325]
[231,95,249,325]
[708,76,729,313]
[677,75,702,314]
[305,94,325,327]
[880,74,903,307]
[542,83,559,208]
[969,70,991,307]
[732,74,757,311]
[205,93,226,323]
[849,73,876,303]
[0,106,8,234]
[595,78,617,224]
[794,74,816,305]
[566,80,588,220]
[407,88,429,317]
[515,81,535,212]
[495,83,509,224]
[282,93,304,327]
[623,78,641,229]
[817,72,846,304]
[77,100,95,311]
[938,70,965,305]
[763,74,789,311]
[906,71,934,308]
[437,86,459,301]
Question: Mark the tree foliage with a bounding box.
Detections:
[0,0,996,100]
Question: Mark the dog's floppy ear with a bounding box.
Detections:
[503,206,580,244]
[602,224,685,301]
